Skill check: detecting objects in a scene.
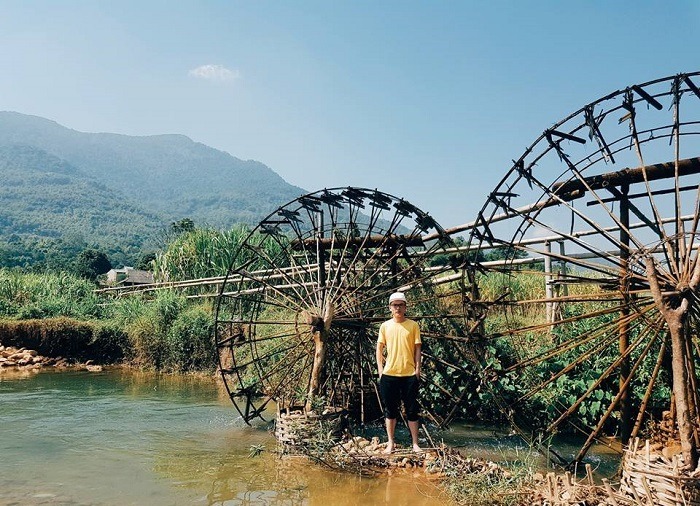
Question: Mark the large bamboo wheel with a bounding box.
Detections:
[464,72,700,466]
[214,188,472,427]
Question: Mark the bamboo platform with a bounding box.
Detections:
[274,406,346,449]
[531,466,625,506]
[619,438,700,506]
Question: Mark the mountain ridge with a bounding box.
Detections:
[0,111,307,267]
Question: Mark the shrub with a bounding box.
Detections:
[121,291,216,372]
[166,305,215,372]
[88,322,129,362]
[127,314,167,369]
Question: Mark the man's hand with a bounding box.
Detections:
[376,341,385,380]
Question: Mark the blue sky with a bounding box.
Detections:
[1,1,698,228]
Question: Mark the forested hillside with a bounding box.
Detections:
[0,112,306,268]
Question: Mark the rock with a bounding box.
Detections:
[86,364,103,372]
[0,346,55,370]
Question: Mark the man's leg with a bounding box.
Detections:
[380,375,399,453]
[407,420,420,452]
[384,418,397,454]
[403,375,421,452]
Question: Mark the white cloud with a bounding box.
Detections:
[188,64,240,82]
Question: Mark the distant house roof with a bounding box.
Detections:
[106,267,154,286]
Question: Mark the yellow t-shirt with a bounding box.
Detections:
[378,319,421,377]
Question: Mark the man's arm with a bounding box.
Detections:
[414,343,422,379]
[376,341,385,378]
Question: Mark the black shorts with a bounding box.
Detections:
[379,374,420,422]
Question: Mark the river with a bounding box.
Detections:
[0,369,619,505]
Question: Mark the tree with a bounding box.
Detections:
[136,251,156,271]
[74,249,112,281]
[170,218,195,235]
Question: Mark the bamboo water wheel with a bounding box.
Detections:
[213,188,474,429]
[460,72,700,470]
[213,72,700,491]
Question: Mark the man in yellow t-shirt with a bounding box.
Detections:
[376,291,422,453]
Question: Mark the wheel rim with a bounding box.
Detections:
[214,187,470,427]
[464,72,700,465]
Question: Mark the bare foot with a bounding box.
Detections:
[412,444,422,453]
[383,442,395,454]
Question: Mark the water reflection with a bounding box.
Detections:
[202,456,447,506]
[0,370,448,505]
[0,369,619,505]
[437,422,621,477]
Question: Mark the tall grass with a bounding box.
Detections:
[0,268,102,319]
[151,225,286,304]
[152,225,252,281]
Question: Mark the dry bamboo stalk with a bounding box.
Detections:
[626,480,644,505]
[586,463,595,486]
[640,476,655,504]
[603,479,619,506]
[546,472,555,501]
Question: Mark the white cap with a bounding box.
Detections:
[389,292,407,304]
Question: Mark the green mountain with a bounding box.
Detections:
[0,111,306,268]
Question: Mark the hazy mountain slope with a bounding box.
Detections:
[0,144,164,266]
[0,111,306,227]
[0,111,309,267]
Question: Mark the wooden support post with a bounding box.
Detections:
[544,240,553,324]
[307,329,327,411]
[558,241,568,297]
[646,258,698,470]
[619,184,632,443]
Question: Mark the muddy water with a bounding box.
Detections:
[0,369,620,505]
[0,370,448,505]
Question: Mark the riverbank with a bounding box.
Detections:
[0,343,105,372]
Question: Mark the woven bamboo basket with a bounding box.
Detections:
[619,438,700,506]
[274,406,346,449]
